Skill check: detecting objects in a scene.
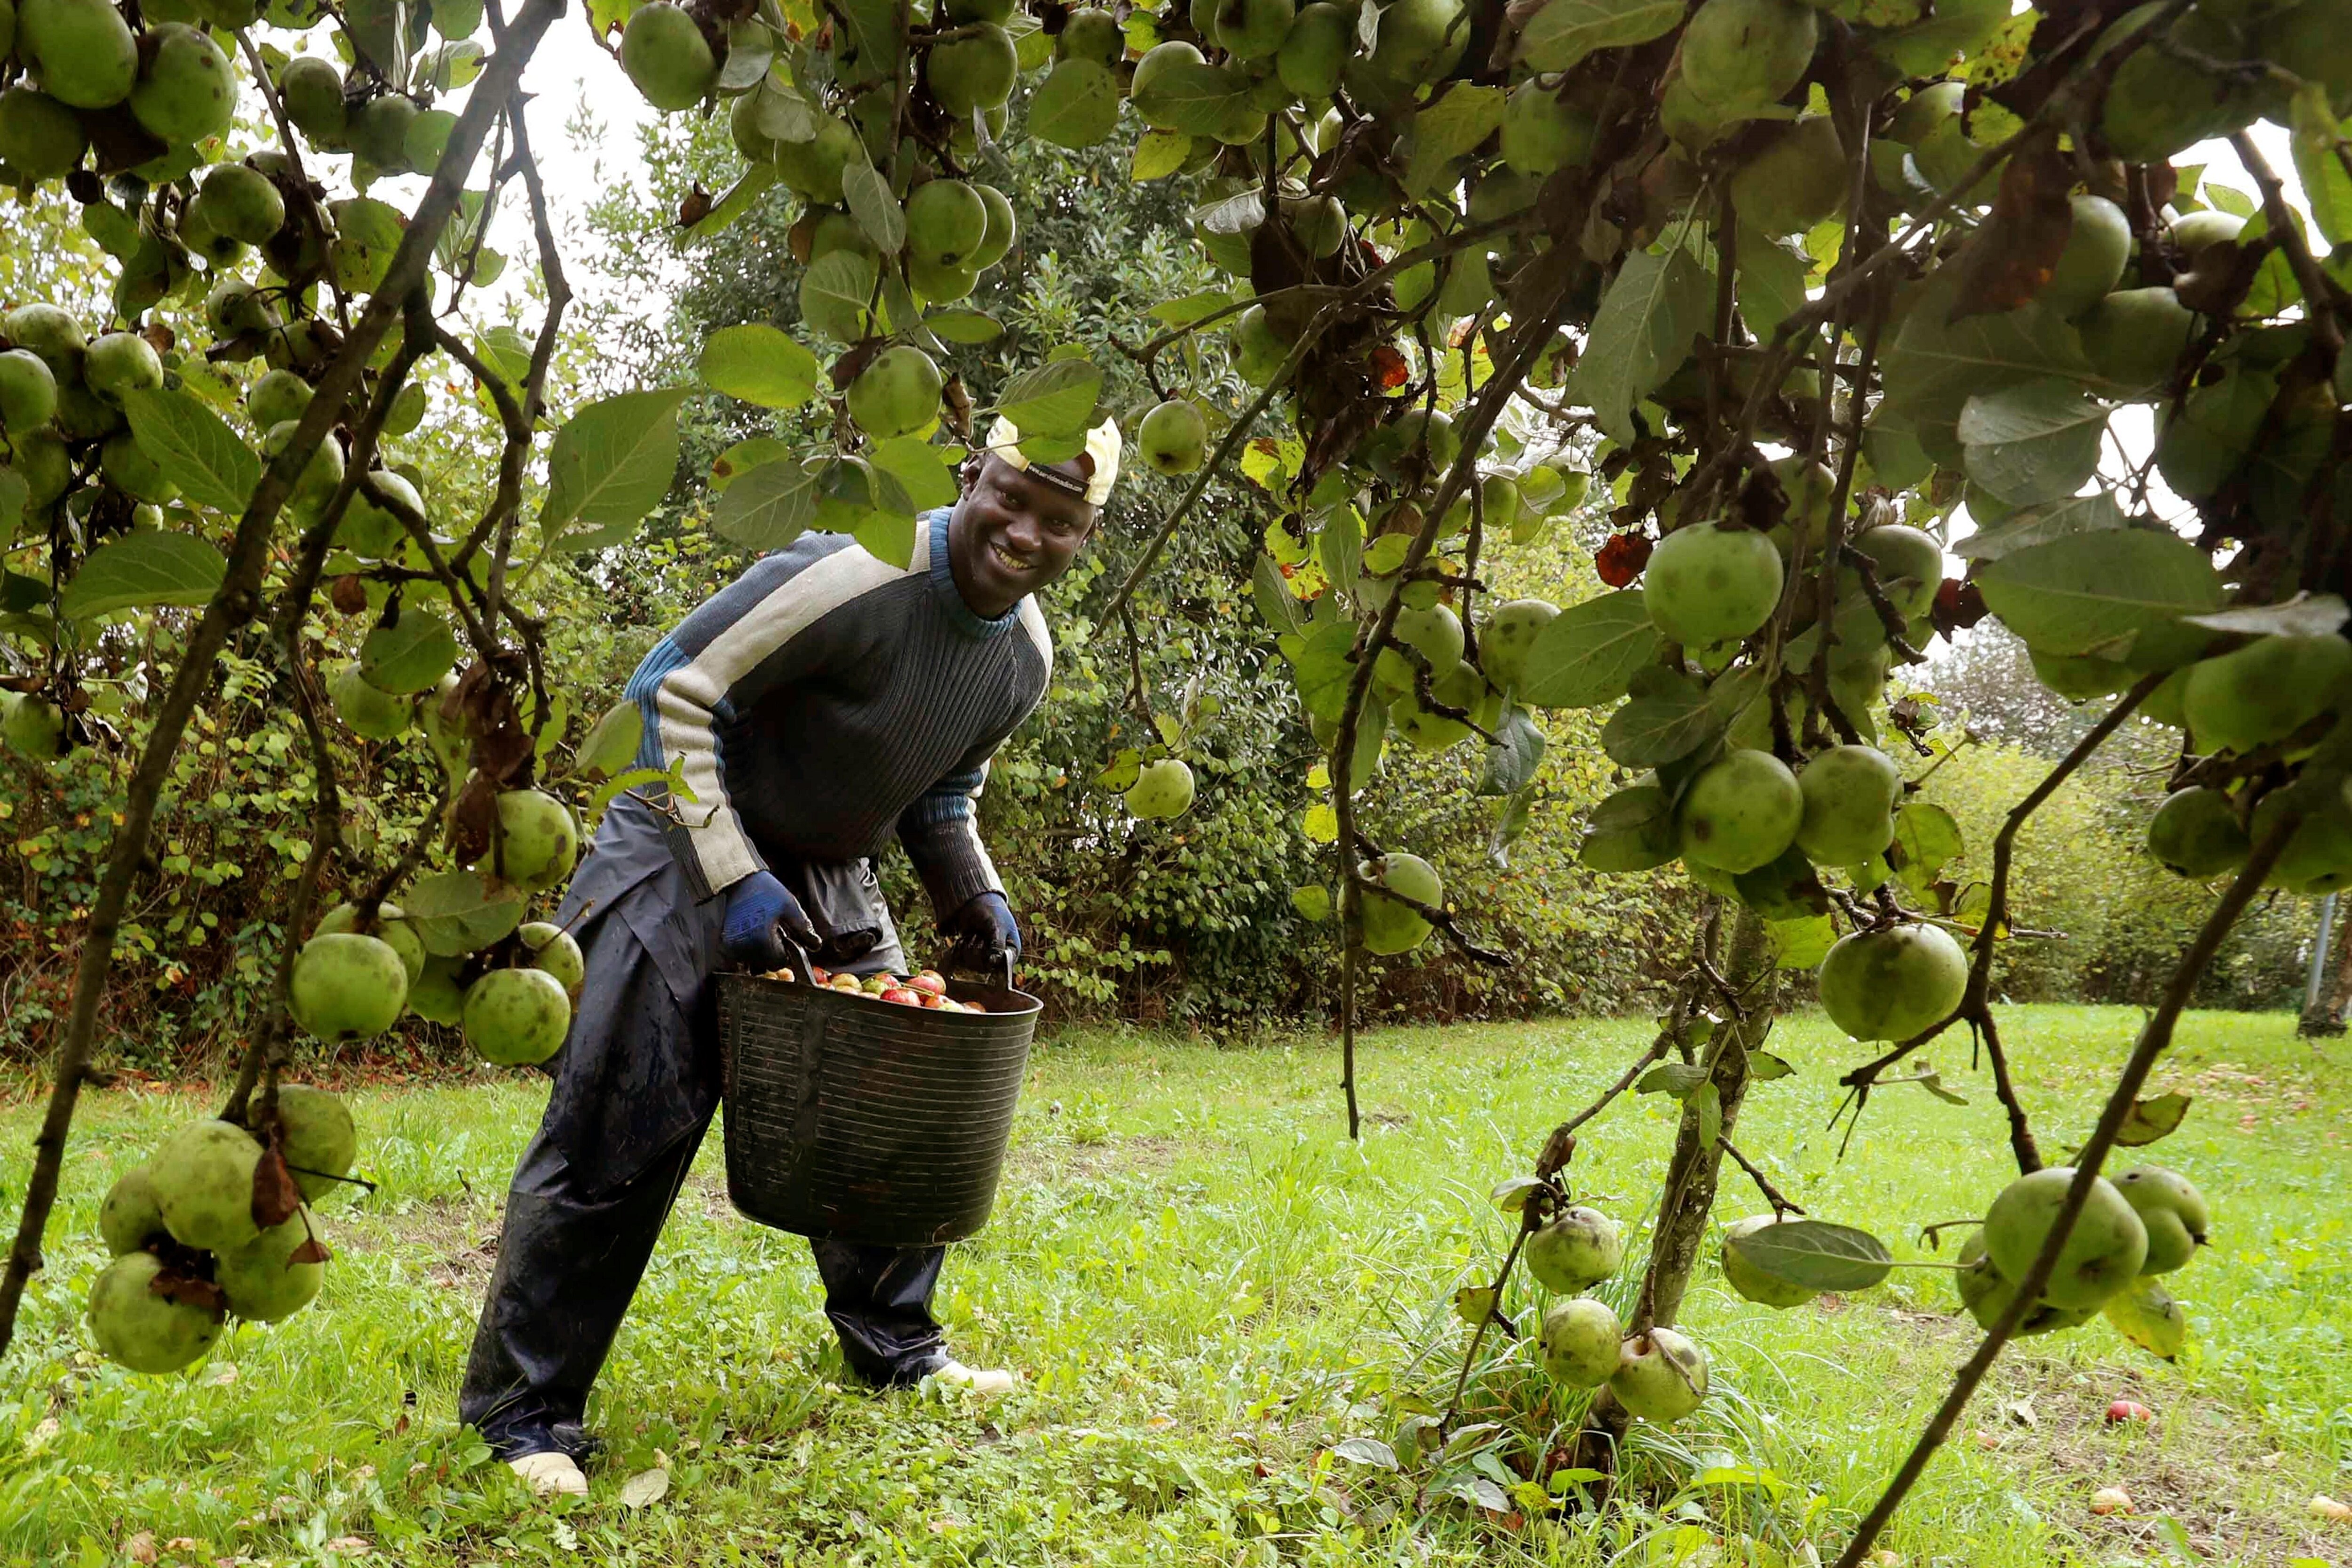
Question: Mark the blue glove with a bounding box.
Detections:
[945,891,1020,975]
[721,870,819,971]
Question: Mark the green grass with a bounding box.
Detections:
[0,1005,2344,1566]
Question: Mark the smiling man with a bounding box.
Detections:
[461,419,1118,1496]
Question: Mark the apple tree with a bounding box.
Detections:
[1,0,2347,1555]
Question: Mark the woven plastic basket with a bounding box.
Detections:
[717,959,1039,1246]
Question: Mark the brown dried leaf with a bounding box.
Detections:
[252,1144,304,1230]
[330,574,369,616]
[941,374,974,444]
[678,184,714,228]
[148,1268,228,1313]
[1948,135,2074,321]
[289,1235,334,1266]
[829,340,883,392]
[446,770,500,867]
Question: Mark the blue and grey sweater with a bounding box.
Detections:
[622,507,1052,918]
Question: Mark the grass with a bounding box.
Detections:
[0,1004,2344,1567]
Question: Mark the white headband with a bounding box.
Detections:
[984,414,1121,507]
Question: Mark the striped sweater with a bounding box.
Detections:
[623,507,1052,917]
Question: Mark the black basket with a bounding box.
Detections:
[716,959,1040,1246]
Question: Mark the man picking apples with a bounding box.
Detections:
[462,420,1120,1496]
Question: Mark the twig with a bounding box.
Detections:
[1718,1138,1804,1216]
[2228,130,2344,357]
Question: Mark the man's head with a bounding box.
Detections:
[946,418,1119,617]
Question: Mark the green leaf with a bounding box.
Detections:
[852,506,918,569]
[403,868,526,956]
[868,436,959,511]
[1737,235,1812,342]
[698,324,822,408]
[1129,59,1249,138]
[711,437,793,493]
[359,605,460,695]
[58,531,226,620]
[1749,1049,1796,1081]
[1031,58,1120,149]
[1564,246,1713,444]
[1477,705,1545,796]
[1766,915,1835,970]
[1149,290,1235,326]
[0,469,25,534]
[1877,278,2094,438]
[1318,512,1362,597]
[540,387,689,550]
[1516,0,1683,72]
[682,166,779,242]
[1957,377,2110,505]
[574,702,643,780]
[1404,87,1505,196]
[1289,618,1359,724]
[1578,781,1677,872]
[1488,782,1535,868]
[800,250,877,344]
[1892,802,1964,888]
[1637,1062,1710,1098]
[1289,883,1332,921]
[2289,87,2352,247]
[1132,128,1192,181]
[1975,529,2225,667]
[1518,590,1659,708]
[2102,1275,2187,1360]
[1724,1219,1894,1293]
[1691,1081,1723,1151]
[1952,490,2126,562]
[996,356,1104,438]
[2183,592,2350,638]
[714,456,824,551]
[123,388,261,516]
[841,156,904,255]
[2114,1091,2193,1147]
[1602,667,1716,766]
[1252,554,1302,635]
[924,309,1004,344]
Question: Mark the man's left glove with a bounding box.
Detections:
[944,891,1021,975]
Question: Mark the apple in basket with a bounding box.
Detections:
[829,973,863,994]
[809,965,832,986]
[880,985,922,1006]
[910,970,947,997]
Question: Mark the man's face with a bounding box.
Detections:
[950,453,1098,611]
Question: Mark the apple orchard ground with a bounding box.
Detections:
[0,1005,2344,1566]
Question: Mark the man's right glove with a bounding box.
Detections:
[721,869,820,971]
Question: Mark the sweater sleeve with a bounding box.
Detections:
[896,743,1007,920]
[623,540,901,900]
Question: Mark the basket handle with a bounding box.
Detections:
[744,933,818,987]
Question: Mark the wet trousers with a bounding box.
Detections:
[457,794,940,1460]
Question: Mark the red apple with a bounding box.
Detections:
[2105,1399,2153,1424]
[810,965,831,986]
[880,987,921,1005]
[910,970,947,996]
[918,992,944,1009]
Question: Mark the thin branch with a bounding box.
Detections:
[1718,1138,1804,1216]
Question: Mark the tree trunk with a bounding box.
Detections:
[1574,903,1782,1476]
[1641,903,1780,1330]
